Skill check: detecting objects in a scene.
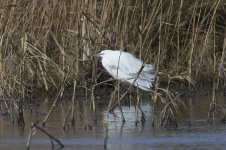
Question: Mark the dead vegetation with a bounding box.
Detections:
[0,0,226,127]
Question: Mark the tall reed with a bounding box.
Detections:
[0,0,225,125]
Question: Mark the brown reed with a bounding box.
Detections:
[0,0,225,127]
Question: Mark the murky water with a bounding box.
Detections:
[0,94,226,150]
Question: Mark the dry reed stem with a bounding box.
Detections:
[0,0,226,127]
[216,28,226,89]
[0,1,224,91]
[26,124,33,150]
[42,87,64,126]
[62,107,72,130]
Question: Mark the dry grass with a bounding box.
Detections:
[0,0,226,126]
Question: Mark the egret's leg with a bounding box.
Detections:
[129,88,132,108]
[152,100,156,128]
[139,104,146,124]
[109,86,117,114]
[135,86,140,125]
[105,88,116,149]
[134,86,146,125]
[117,81,125,122]
[91,87,97,123]
[138,91,146,123]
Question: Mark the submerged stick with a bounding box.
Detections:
[27,123,64,149]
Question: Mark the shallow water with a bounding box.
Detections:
[0,94,226,150]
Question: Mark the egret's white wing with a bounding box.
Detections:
[101,51,140,78]
[117,52,155,81]
[101,50,155,91]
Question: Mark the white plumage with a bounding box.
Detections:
[93,50,155,91]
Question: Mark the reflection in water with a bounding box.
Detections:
[0,94,226,149]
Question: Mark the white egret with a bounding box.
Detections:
[93,50,155,91]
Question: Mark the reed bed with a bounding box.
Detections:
[0,0,226,126]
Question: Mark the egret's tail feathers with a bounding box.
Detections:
[143,64,155,72]
[139,72,155,82]
[129,71,155,82]
[135,78,153,91]
[126,77,154,91]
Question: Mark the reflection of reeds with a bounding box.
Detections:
[0,1,225,127]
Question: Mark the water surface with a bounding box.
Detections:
[0,94,226,149]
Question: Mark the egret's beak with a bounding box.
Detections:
[91,53,103,58]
